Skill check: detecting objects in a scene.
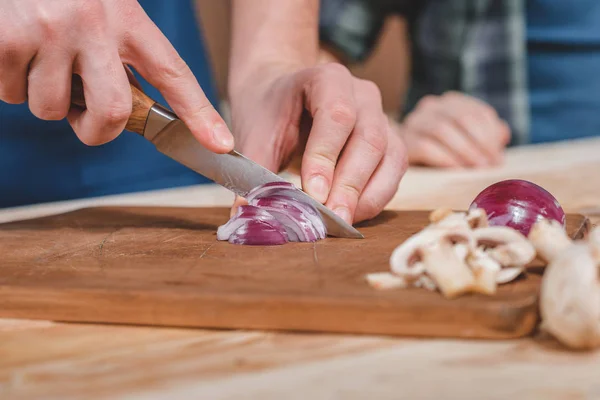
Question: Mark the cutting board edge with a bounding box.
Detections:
[0,285,540,340]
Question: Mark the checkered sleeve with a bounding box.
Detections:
[319,0,387,63]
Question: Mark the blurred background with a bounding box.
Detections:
[195,0,409,120]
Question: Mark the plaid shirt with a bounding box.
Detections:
[319,0,530,145]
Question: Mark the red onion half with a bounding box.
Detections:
[468,179,566,236]
[217,182,327,245]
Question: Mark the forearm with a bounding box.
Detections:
[229,0,319,96]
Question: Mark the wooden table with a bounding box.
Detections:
[2,137,600,400]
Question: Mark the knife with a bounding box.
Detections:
[70,76,363,239]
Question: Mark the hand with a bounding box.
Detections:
[397,92,511,168]
[228,63,408,224]
[0,0,233,152]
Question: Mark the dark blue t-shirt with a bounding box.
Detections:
[527,0,600,143]
[0,0,217,208]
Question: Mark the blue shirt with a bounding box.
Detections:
[527,0,600,143]
[0,0,217,208]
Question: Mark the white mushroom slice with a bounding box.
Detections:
[467,247,501,295]
[420,238,476,299]
[587,226,600,252]
[540,242,600,350]
[472,226,536,268]
[390,222,476,295]
[528,218,571,263]
[389,232,429,280]
[365,272,408,290]
[496,267,524,284]
[453,243,469,261]
[429,208,454,223]
[466,207,489,229]
[414,275,437,291]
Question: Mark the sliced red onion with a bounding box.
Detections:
[252,196,317,241]
[469,179,566,236]
[227,219,288,246]
[217,182,327,245]
[216,205,280,241]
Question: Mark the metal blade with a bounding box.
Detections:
[145,116,364,239]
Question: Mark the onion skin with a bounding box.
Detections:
[469,179,565,236]
[217,182,327,245]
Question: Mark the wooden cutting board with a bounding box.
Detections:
[0,207,590,339]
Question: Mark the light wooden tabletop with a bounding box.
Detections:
[2,137,600,400]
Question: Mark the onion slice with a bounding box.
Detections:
[217,182,328,245]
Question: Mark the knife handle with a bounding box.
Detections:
[70,74,156,135]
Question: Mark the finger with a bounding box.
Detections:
[123,11,233,154]
[300,63,357,204]
[499,120,512,146]
[407,134,464,168]
[324,80,388,224]
[67,46,131,146]
[438,92,505,162]
[124,64,144,91]
[353,133,407,223]
[416,113,490,167]
[27,49,74,121]
[0,38,34,104]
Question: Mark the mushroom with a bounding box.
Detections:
[528,218,572,263]
[473,226,536,279]
[529,219,600,350]
[387,210,478,299]
[366,207,530,299]
[419,236,477,299]
[365,272,407,290]
[467,247,502,295]
[428,207,488,230]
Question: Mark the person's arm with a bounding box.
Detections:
[227,0,407,225]
[0,0,234,153]
[229,0,319,95]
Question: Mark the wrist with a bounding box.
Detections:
[227,60,305,104]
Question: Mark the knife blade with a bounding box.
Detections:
[70,78,364,239]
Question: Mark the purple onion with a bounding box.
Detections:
[217,182,327,245]
[227,220,288,246]
[468,179,565,236]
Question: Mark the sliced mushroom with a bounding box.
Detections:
[414,275,437,291]
[369,208,530,299]
[427,207,487,230]
[419,237,476,299]
[389,220,477,298]
[467,247,502,295]
[466,207,489,229]
[365,272,407,290]
[528,218,571,263]
[540,242,600,350]
[470,226,536,285]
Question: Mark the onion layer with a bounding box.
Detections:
[468,179,565,236]
[217,182,327,245]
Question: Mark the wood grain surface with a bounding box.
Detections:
[0,206,589,340]
[3,137,600,400]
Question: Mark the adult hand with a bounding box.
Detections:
[229,62,408,225]
[0,0,233,152]
[397,92,511,168]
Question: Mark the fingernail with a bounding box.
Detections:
[212,123,234,150]
[333,207,351,224]
[307,175,329,203]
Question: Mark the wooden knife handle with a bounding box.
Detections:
[70,74,156,135]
